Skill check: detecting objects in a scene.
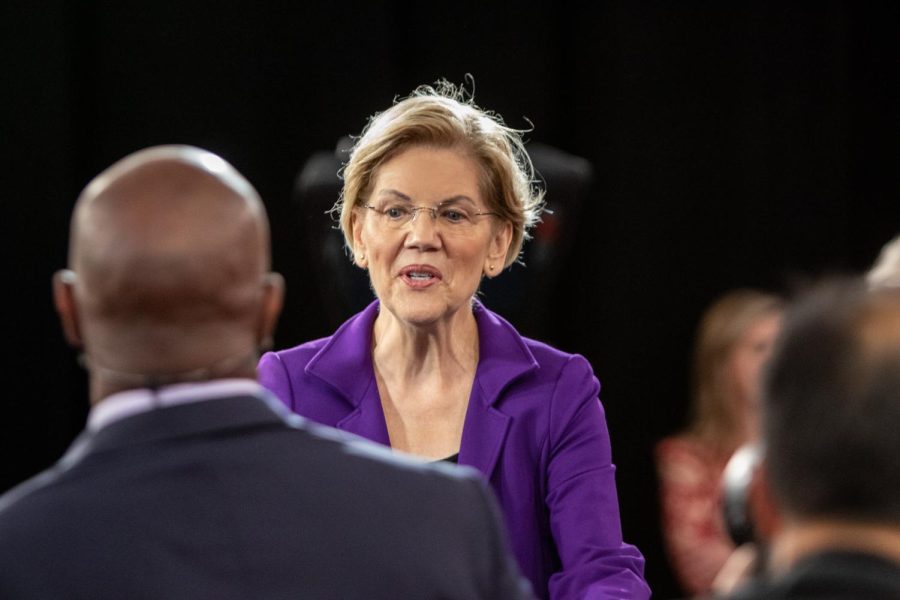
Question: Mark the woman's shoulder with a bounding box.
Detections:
[267,303,378,369]
[522,335,588,368]
[476,301,591,372]
[270,335,332,360]
[655,434,723,473]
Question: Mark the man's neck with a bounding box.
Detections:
[769,518,900,574]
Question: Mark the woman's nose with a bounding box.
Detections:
[405,208,442,249]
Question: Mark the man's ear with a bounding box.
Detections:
[484,220,513,278]
[257,272,285,349]
[53,269,83,348]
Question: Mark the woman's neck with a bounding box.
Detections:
[371,303,480,459]
[769,519,900,574]
[372,304,479,382]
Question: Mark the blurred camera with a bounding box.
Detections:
[721,442,762,547]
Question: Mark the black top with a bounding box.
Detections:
[439,453,460,464]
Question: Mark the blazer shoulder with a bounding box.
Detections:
[268,335,332,368]
[521,336,596,382]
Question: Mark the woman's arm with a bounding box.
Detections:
[257,351,296,411]
[655,437,735,596]
[544,355,651,600]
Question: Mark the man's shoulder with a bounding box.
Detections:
[292,416,486,492]
[721,551,900,600]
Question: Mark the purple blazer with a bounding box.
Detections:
[258,301,650,600]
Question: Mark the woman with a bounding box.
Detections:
[258,81,649,599]
[655,289,783,597]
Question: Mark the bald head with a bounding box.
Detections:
[56,145,283,400]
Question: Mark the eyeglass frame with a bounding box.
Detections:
[360,200,501,230]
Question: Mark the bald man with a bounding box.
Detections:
[0,146,533,600]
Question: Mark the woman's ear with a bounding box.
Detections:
[484,220,513,278]
[350,210,368,269]
[53,269,83,348]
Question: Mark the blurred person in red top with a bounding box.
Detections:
[656,289,784,597]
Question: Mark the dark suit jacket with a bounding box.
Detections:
[721,551,900,600]
[0,391,533,600]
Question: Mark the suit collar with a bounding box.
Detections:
[88,379,266,432]
[79,393,290,457]
[0,393,295,515]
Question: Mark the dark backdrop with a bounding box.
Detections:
[2,2,897,598]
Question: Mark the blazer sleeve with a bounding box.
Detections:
[257,351,296,411]
[544,355,651,600]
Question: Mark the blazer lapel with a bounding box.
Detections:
[305,299,538,466]
[306,301,391,447]
[459,301,539,479]
[334,382,391,446]
[459,383,512,479]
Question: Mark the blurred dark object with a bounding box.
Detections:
[293,137,593,339]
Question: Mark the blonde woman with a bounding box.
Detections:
[656,289,783,596]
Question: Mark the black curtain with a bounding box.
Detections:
[3,2,897,597]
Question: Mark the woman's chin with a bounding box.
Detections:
[381,297,465,329]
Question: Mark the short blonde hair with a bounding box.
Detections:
[335,80,544,268]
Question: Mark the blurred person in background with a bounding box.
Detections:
[656,289,784,597]
[716,279,900,599]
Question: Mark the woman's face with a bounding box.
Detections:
[729,312,782,407]
[351,145,512,327]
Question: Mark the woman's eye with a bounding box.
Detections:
[441,210,467,223]
[385,206,408,219]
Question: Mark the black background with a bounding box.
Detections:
[2,2,898,598]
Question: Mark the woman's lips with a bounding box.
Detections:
[399,264,442,288]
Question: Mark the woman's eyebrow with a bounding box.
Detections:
[438,195,477,207]
[375,188,413,202]
[375,190,478,207]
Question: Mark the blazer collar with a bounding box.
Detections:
[306,300,539,406]
[459,300,539,477]
[305,300,380,408]
[305,299,539,477]
[305,301,390,444]
[470,299,540,405]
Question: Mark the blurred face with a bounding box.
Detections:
[351,146,511,327]
[729,312,782,407]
